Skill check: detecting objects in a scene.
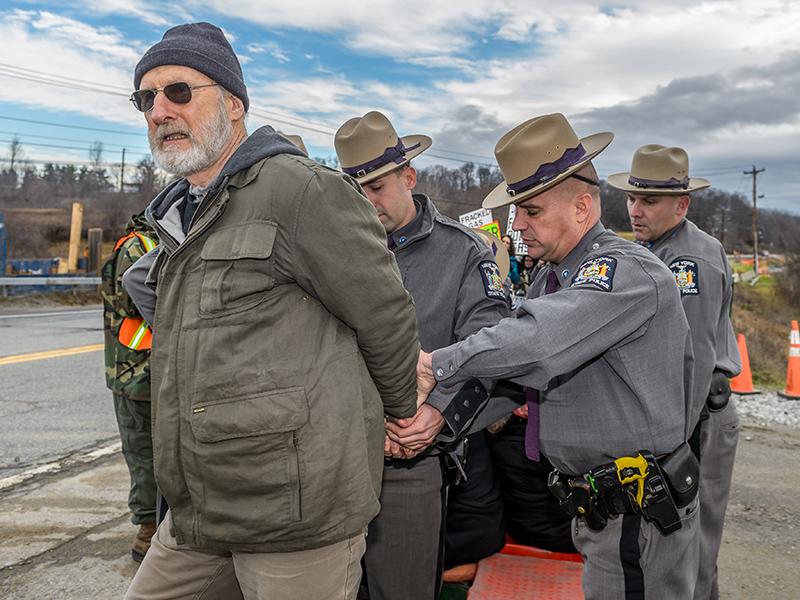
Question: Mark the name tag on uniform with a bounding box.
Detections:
[571,256,617,292]
[479,260,506,300]
[669,259,700,295]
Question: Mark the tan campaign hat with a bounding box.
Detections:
[483,113,613,209]
[607,144,710,195]
[472,228,510,281]
[279,132,308,155]
[334,111,431,184]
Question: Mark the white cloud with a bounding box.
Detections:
[0,10,144,128]
[30,11,142,63]
[75,0,172,27]
[246,42,290,63]
[253,76,356,116]
[1,1,799,209]
[246,43,267,54]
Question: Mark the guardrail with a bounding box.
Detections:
[0,277,100,286]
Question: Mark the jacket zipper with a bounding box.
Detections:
[289,432,302,521]
[151,176,231,261]
[149,185,228,544]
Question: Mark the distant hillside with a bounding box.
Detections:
[414,162,800,256]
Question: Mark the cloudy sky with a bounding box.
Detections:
[0,1,798,212]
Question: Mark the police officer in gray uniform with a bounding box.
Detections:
[335,111,509,600]
[610,145,741,600]
[417,114,701,600]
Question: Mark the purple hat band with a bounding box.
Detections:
[506,144,586,197]
[628,175,690,189]
[343,140,421,178]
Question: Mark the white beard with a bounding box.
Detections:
[149,95,234,177]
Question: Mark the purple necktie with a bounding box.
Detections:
[524,269,560,461]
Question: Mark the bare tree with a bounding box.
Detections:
[8,136,23,171]
[135,156,167,199]
[89,141,104,168]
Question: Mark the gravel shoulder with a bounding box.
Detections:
[718,394,800,600]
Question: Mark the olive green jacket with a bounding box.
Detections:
[129,129,419,553]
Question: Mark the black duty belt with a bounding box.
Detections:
[547,442,699,536]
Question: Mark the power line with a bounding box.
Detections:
[0,115,144,137]
[0,64,496,165]
[425,147,495,161]
[0,62,131,93]
[0,138,150,157]
[5,63,771,192]
[0,156,139,168]
[0,130,149,151]
[0,69,129,98]
[249,108,344,134]
[248,109,338,137]
[427,152,494,168]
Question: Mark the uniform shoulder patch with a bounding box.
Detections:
[478,260,506,300]
[669,259,700,295]
[570,256,617,292]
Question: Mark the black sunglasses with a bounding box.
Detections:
[129,82,220,112]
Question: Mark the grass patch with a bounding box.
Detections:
[732,282,794,389]
[752,275,776,289]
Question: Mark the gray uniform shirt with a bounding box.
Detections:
[648,218,742,428]
[392,194,510,438]
[430,221,695,476]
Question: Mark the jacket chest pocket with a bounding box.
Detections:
[199,221,277,318]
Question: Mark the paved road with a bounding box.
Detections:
[0,306,117,479]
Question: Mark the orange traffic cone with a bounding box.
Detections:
[778,320,800,400]
[731,333,759,395]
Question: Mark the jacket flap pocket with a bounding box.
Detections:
[200,221,277,260]
[191,387,308,443]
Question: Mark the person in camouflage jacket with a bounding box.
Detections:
[101,210,158,562]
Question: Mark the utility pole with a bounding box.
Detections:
[120,147,126,193]
[744,165,765,275]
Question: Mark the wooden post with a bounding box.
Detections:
[88,228,103,274]
[67,202,84,273]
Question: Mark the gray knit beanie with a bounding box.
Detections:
[134,22,249,112]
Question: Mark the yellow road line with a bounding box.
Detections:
[0,344,104,366]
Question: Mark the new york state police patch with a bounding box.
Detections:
[570,256,617,292]
[669,259,700,295]
[479,260,506,300]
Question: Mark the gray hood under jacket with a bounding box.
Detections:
[146,126,305,244]
[124,126,305,323]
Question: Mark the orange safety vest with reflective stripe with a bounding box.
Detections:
[114,231,156,351]
[118,316,152,350]
[114,231,157,253]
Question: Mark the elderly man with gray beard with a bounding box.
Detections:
[121,22,420,600]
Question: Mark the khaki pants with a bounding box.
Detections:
[125,511,366,600]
